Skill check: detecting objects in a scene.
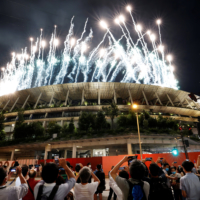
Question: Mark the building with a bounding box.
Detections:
[0,82,200,160]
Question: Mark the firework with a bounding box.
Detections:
[0,5,178,96]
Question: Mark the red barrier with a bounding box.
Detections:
[38,157,102,171]
[38,152,200,176]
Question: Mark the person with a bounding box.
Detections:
[94,164,104,174]
[56,176,74,200]
[108,170,128,200]
[87,163,92,168]
[169,166,182,200]
[110,156,149,200]
[94,164,106,200]
[74,166,100,200]
[15,164,29,200]
[162,163,171,188]
[180,160,200,200]
[23,169,40,200]
[149,163,174,200]
[75,164,81,183]
[0,166,28,200]
[108,166,117,200]
[34,158,76,200]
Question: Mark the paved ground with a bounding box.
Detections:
[7,178,112,200]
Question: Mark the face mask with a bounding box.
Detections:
[166,168,169,172]
[172,171,176,175]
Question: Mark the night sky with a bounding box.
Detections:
[0,0,200,93]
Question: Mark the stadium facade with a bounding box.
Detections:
[0,82,200,161]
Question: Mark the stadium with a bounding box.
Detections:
[0,82,200,161]
[0,8,200,162]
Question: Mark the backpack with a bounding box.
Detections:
[127,179,147,200]
[36,184,59,200]
[149,177,174,200]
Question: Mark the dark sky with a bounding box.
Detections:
[0,0,200,93]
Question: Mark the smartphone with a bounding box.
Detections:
[160,158,163,160]
[146,157,152,161]
[128,156,138,165]
[59,167,65,171]
[55,159,59,165]
[35,165,40,168]
[29,165,33,169]
[174,162,177,164]
[10,167,16,172]
[76,163,80,166]
[119,167,125,170]
[186,159,189,161]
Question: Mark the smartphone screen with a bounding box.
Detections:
[174,162,177,164]
[35,165,40,168]
[11,169,16,172]
[128,156,138,164]
[119,167,125,170]
[146,158,152,161]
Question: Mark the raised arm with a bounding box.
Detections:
[17,166,27,184]
[59,158,76,179]
[110,156,129,181]
[91,171,100,185]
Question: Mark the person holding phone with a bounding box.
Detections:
[110,156,149,200]
[0,166,28,200]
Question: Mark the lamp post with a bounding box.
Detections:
[132,104,143,159]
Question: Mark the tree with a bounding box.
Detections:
[117,115,128,128]
[102,103,119,129]
[78,112,96,132]
[62,122,68,135]
[95,111,107,130]
[0,112,6,141]
[14,109,25,139]
[27,122,44,138]
[46,121,62,136]
[68,118,75,133]
[148,117,157,128]
[143,119,149,128]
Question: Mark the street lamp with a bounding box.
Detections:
[132,104,142,159]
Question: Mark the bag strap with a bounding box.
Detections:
[36,185,44,200]
[27,180,34,195]
[47,185,59,200]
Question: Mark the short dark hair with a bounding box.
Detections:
[22,165,28,177]
[87,163,91,166]
[97,164,102,170]
[171,166,176,170]
[149,163,160,176]
[67,161,71,167]
[29,170,36,178]
[129,160,145,180]
[0,167,6,185]
[163,163,169,167]
[42,163,59,183]
[79,167,91,183]
[119,170,129,180]
[75,165,81,172]
[182,161,193,172]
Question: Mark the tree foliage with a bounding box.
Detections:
[0,112,6,141]
[68,118,75,133]
[78,112,96,131]
[46,121,62,136]
[102,103,119,129]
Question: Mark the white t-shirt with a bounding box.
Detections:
[74,182,99,200]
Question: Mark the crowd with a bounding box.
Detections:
[0,155,200,200]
